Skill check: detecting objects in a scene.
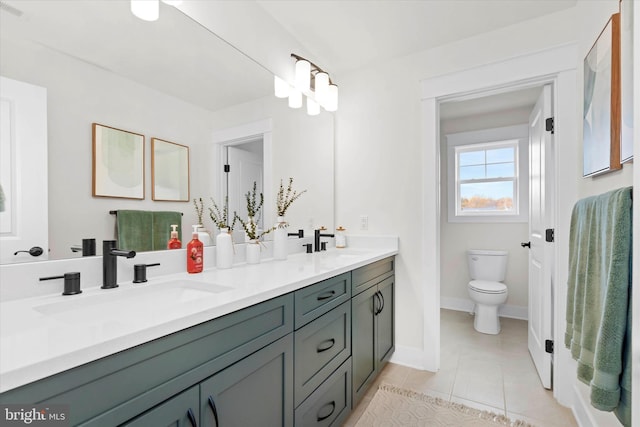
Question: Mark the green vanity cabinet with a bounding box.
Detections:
[199,334,294,427]
[351,257,395,406]
[121,386,200,427]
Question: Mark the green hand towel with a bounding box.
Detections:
[564,187,632,426]
[116,210,153,252]
[152,211,183,250]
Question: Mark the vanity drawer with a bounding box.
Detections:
[294,301,351,407]
[352,256,394,295]
[295,272,351,329]
[294,358,352,427]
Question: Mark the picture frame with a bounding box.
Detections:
[92,123,145,199]
[151,138,190,202]
[583,13,622,177]
[620,0,634,163]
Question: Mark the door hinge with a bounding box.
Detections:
[545,117,554,134]
[545,228,555,243]
[545,339,554,354]
[224,164,230,173]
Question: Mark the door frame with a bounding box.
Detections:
[420,43,578,407]
[211,119,274,229]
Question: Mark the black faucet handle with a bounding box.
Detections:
[303,243,313,254]
[288,229,304,238]
[133,263,160,283]
[40,272,82,296]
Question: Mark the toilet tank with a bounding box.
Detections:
[467,249,508,282]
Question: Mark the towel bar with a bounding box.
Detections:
[110,210,183,216]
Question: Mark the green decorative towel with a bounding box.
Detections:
[565,186,632,426]
[116,210,153,252]
[152,211,183,250]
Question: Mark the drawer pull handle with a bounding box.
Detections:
[208,395,220,426]
[374,291,381,315]
[187,408,198,427]
[317,338,336,353]
[379,290,385,314]
[317,290,336,301]
[316,400,336,422]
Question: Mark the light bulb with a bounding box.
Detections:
[324,84,338,112]
[288,88,302,109]
[294,59,311,91]
[131,0,159,21]
[274,76,290,98]
[307,97,320,116]
[314,72,329,106]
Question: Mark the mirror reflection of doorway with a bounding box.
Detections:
[225,138,264,242]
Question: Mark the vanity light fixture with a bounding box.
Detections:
[274,53,338,115]
[131,0,183,22]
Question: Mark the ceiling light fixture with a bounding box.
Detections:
[274,53,338,115]
[131,0,182,22]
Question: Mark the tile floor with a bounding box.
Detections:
[343,309,578,427]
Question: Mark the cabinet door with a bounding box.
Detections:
[200,335,293,427]
[376,276,395,367]
[351,285,377,405]
[121,385,199,427]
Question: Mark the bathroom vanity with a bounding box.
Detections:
[0,242,396,426]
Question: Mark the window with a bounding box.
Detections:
[447,125,528,223]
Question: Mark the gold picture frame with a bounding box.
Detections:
[583,13,622,177]
[151,138,190,202]
[92,123,145,199]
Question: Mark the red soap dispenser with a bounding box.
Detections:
[167,224,182,249]
[187,225,203,274]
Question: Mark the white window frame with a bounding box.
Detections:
[446,124,529,223]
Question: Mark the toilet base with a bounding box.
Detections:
[473,303,501,335]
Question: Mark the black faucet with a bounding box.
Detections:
[102,240,136,289]
[314,228,335,252]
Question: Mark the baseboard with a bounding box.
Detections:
[571,382,622,427]
[440,296,528,320]
[389,345,427,371]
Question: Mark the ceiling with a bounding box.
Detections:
[256,0,577,75]
[1,1,577,117]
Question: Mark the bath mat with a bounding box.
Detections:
[354,384,536,427]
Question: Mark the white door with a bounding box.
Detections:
[0,76,48,264]
[526,84,554,389]
[227,143,263,233]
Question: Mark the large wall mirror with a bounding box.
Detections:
[0,0,334,263]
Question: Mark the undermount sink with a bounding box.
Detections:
[34,280,232,322]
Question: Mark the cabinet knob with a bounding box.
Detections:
[316,338,336,353]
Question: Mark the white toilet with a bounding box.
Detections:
[466,249,509,335]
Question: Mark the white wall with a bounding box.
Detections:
[0,36,214,258]
[439,108,531,315]
[335,7,579,363]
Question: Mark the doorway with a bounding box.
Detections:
[438,82,554,389]
[420,42,578,407]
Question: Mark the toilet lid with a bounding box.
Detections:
[469,280,507,294]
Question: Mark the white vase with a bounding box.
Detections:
[246,240,261,264]
[197,225,212,247]
[273,216,288,260]
[216,228,233,269]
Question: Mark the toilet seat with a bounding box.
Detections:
[469,280,507,294]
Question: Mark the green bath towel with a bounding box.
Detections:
[565,186,632,426]
[116,210,153,252]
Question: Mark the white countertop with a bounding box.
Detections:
[0,244,397,393]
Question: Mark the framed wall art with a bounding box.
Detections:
[620,0,634,163]
[92,123,145,199]
[583,13,622,177]
[151,138,190,202]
